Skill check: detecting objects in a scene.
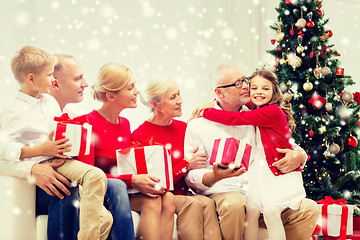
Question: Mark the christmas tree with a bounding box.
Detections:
[267,0,360,209]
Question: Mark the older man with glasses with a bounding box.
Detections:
[184,64,319,240]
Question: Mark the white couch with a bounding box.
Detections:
[0,175,178,240]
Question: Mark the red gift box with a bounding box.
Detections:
[317,196,354,240]
[51,113,92,157]
[116,145,174,194]
[209,137,252,170]
[336,68,344,76]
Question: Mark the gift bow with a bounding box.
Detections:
[54,113,89,125]
[316,196,348,240]
[120,137,161,154]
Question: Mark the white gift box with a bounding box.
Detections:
[318,203,354,237]
[50,120,92,157]
[116,145,174,194]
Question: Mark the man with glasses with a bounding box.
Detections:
[184,64,319,240]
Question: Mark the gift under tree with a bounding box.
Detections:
[267,0,360,211]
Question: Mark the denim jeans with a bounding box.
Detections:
[104,178,135,240]
[36,185,80,240]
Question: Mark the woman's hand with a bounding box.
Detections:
[132,174,166,198]
[185,146,207,170]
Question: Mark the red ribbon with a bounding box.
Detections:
[317,196,348,240]
[54,113,89,156]
[130,145,171,191]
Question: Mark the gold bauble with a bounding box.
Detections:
[313,67,321,79]
[329,143,340,154]
[296,45,304,54]
[325,102,332,112]
[275,32,285,42]
[303,81,313,91]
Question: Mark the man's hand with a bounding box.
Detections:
[185,146,207,170]
[132,174,166,198]
[202,163,246,187]
[31,160,72,199]
[272,148,306,174]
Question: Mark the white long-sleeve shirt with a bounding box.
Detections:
[0,92,62,164]
[184,102,304,196]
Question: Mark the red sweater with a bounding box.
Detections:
[77,110,133,188]
[203,105,301,175]
[131,120,189,195]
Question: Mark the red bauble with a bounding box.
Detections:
[308,94,326,109]
[327,30,333,37]
[309,130,314,137]
[307,21,314,28]
[317,9,323,16]
[286,0,292,4]
[347,136,358,148]
[357,121,360,127]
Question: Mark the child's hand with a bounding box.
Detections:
[188,100,216,122]
[40,131,72,158]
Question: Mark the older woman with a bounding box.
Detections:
[78,64,174,240]
[131,76,222,240]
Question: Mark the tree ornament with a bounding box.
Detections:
[329,143,340,154]
[318,125,326,134]
[287,53,302,69]
[297,45,304,54]
[303,81,313,91]
[320,66,332,76]
[313,67,321,79]
[286,0,292,4]
[357,120,360,127]
[319,44,327,59]
[296,18,307,28]
[279,58,287,65]
[307,21,314,28]
[309,130,314,137]
[347,136,358,148]
[319,30,333,41]
[341,115,350,124]
[275,32,285,42]
[336,68,344,76]
[353,92,360,105]
[280,82,289,92]
[342,92,354,102]
[317,9,323,16]
[324,102,332,112]
[309,92,326,109]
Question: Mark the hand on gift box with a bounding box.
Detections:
[185,146,207,170]
[132,174,167,198]
[203,163,246,187]
[41,131,72,158]
[20,131,72,159]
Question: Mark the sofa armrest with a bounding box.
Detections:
[0,175,36,240]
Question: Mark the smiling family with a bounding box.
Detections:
[0,45,319,240]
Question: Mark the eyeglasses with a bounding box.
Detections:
[217,77,250,89]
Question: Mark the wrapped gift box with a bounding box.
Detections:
[116,145,174,194]
[317,199,354,238]
[209,137,251,170]
[50,113,92,157]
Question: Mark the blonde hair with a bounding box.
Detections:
[140,76,175,111]
[249,69,296,133]
[10,46,57,83]
[92,63,133,102]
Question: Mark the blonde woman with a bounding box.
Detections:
[131,76,221,240]
[78,63,174,240]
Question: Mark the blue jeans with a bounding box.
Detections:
[36,186,80,240]
[104,178,135,240]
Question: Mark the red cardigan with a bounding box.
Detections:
[131,120,190,195]
[203,105,301,175]
[77,110,133,188]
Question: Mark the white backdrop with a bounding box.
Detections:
[0,0,359,130]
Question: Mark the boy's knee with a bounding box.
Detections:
[163,192,175,213]
[84,167,107,186]
[263,205,282,220]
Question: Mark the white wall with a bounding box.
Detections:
[0,0,359,130]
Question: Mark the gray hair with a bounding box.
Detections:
[210,64,238,90]
[140,76,176,111]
